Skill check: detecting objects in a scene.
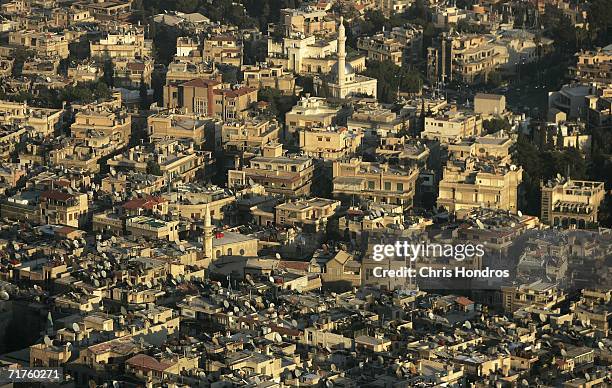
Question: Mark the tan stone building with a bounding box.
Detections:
[357,24,422,67]
[147,112,209,144]
[332,158,419,209]
[428,33,509,84]
[228,143,315,197]
[298,126,363,160]
[39,189,89,228]
[279,7,336,36]
[90,26,152,59]
[164,78,257,121]
[112,57,154,88]
[540,178,605,228]
[285,96,342,144]
[204,35,242,67]
[70,103,131,143]
[242,64,299,95]
[474,93,506,116]
[126,216,180,242]
[574,45,611,84]
[9,30,70,58]
[501,281,566,313]
[221,118,281,153]
[423,108,483,143]
[0,100,65,137]
[275,197,340,232]
[438,158,522,215]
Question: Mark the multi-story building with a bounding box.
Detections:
[164,78,257,121]
[228,144,315,197]
[275,197,340,232]
[126,216,180,242]
[70,102,132,143]
[8,30,70,58]
[438,137,523,216]
[221,118,281,154]
[147,112,210,144]
[540,178,605,228]
[377,0,412,16]
[357,25,423,67]
[165,59,221,85]
[242,64,299,95]
[428,33,509,85]
[279,7,336,36]
[332,158,419,209]
[422,108,483,143]
[90,26,152,59]
[203,35,242,67]
[298,126,363,160]
[39,189,89,228]
[574,45,611,84]
[501,281,566,313]
[347,102,405,139]
[0,100,65,136]
[112,57,154,88]
[285,96,343,144]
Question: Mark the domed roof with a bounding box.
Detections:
[331,62,354,81]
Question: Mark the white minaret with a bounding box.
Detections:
[203,204,213,260]
[337,16,346,89]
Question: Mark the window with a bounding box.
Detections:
[368,181,375,189]
[384,182,391,190]
[239,249,245,255]
[397,183,403,191]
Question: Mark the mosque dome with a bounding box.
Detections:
[331,62,354,81]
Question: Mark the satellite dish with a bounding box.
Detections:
[93,279,100,287]
[428,311,435,320]
[179,244,185,252]
[121,306,128,315]
[598,341,605,350]
[269,276,275,283]
[517,210,523,217]
[463,320,472,329]
[44,336,53,346]
[476,219,485,229]
[274,332,282,343]
[223,301,230,309]
[66,342,72,351]
[521,379,529,387]
[291,319,298,327]
[101,270,107,278]
[325,380,333,388]
[539,313,547,323]
[245,301,251,308]
[584,373,590,381]
[560,348,567,357]
[275,253,281,259]
[294,369,302,377]
[72,323,80,332]
[0,291,9,301]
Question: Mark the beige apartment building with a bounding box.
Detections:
[0,100,65,136]
[285,96,342,144]
[242,64,298,95]
[221,118,281,152]
[112,57,154,88]
[438,160,523,215]
[501,281,566,313]
[298,126,363,160]
[332,158,419,209]
[540,178,605,228]
[164,78,257,121]
[228,144,315,197]
[126,216,180,242]
[147,112,209,144]
[70,104,131,143]
[204,35,242,67]
[474,93,506,116]
[165,60,221,85]
[428,33,509,84]
[39,190,89,228]
[67,62,104,83]
[357,24,422,67]
[9,30,70,58]
[574,45,611,84]
[90,27,152,59]
[422,108,483,143]
[347,102,404,138]
[275,197,340,232]
[279,8,336,36]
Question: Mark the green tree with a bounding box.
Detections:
[146,160,162,176]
